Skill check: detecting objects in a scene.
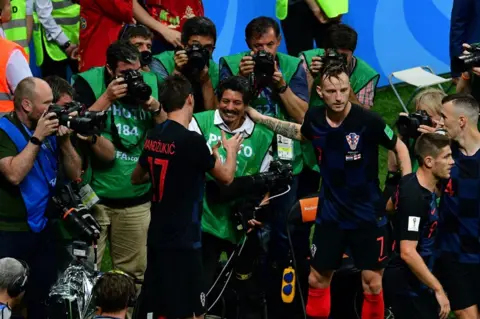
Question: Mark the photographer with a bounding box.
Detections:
[245,62,411,319]
[188,76,274,288]
[119,24,165,76]
[435,94,480,319]
[153,16,218,112]
[385,88,446,199]
[72,40,163,295]
[220,16,308,285]
[132,74,242,319]
[300,23,379,109]
[0,258,28,319]
[0,77,81,319]
[92,271,136,319]
[384,133,453,319]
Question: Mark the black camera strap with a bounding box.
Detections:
[109,104,147,154]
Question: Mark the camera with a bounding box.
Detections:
[50,182,101,243]
[396,110,432,140]
[320,48,347,66]
[460,43,480,69]
[252,50,275,87]
[119,69,152,103]
[48,101,107,136]
[233,161,293,230]
[184,43,210,74]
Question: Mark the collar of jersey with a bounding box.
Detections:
[213,109,254,137]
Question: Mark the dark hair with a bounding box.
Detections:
[441,93,479,123]
[44,75,75,103]
[245,16,280,41]
[13,77,36,109]
[318,61,349,85]
[93,272,136,313]
[216,76,252,105]
[415,133,451,166]
[119,24,153,41]
[326,24,358,52]
[181,16,217,45]
[158,74,192,113]
[106,40,140,72]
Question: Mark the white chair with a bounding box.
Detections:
[388,66,451,113]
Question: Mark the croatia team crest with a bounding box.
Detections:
[346,133,360,151]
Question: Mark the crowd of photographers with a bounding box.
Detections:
[0,0,480,318]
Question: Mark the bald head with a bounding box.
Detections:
[0,258,25,292]
[13,77,53,121]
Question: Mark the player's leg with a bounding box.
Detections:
[350,225,390,319]
[306,223,347,319]
[435,259,480,319]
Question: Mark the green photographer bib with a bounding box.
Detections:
[220,52,304,175]
[194,110,273,243]
[72,67,158,199]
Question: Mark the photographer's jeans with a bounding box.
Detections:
[0,226,59,319]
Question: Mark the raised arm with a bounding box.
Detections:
[245,107,305,141]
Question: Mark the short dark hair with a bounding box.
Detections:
[217,76,252,105]
[245,16,281,41]
[415,133,451,166]
[119,24,153,41]
[181,17,217,45]
[158,74,192,113]
[93,272,136,313]
[44,75,75,103]
[441,93,479,123]
[13,77,36,109]
[326,24,358,52]
[318,61,349,85]
[106,40,140,71]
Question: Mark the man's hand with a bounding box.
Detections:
[272,61,286,89]
[106,77,128,102]
[57,125,72,140]
[245,106,263,123]
[65,44,78,60]
[199,66,210,84]
[461,43,480,76]
[174,50,189,73]
[239,53,255,77]
[222,131,243,154]
[434,289,450,319]
[77,134,95,144]
[310,56,323,76]
[142,96,161,112]
[33,112,59,141]
[161,28,182,48]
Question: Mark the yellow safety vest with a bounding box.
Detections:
[32,0,79,66]
[2,0,29,55]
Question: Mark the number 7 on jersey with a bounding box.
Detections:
[147,157,169,202]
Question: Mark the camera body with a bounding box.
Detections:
[320,48,348,66]
[184,43,210,73]
[120,69,152,103]
[460,43,480,69]
[396,110,433,140]
[50,182,101,243]
[48,102,107,136]
[252,50,275,87]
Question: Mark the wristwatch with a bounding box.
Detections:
[277,83,289,94]
[151,108,161,116]
[30,136,42,146]
[90,135,98,145]
[62,41,71,51]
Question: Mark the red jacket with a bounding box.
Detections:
[78,0,134,72]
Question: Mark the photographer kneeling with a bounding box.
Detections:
[0,77,82,319]
[72,40,163,295]
[188,76,276,288]
[384,133,453,319]
[385,88,446,199]
[153,16,219,111]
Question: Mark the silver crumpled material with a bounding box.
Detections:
[48,263,98,319]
